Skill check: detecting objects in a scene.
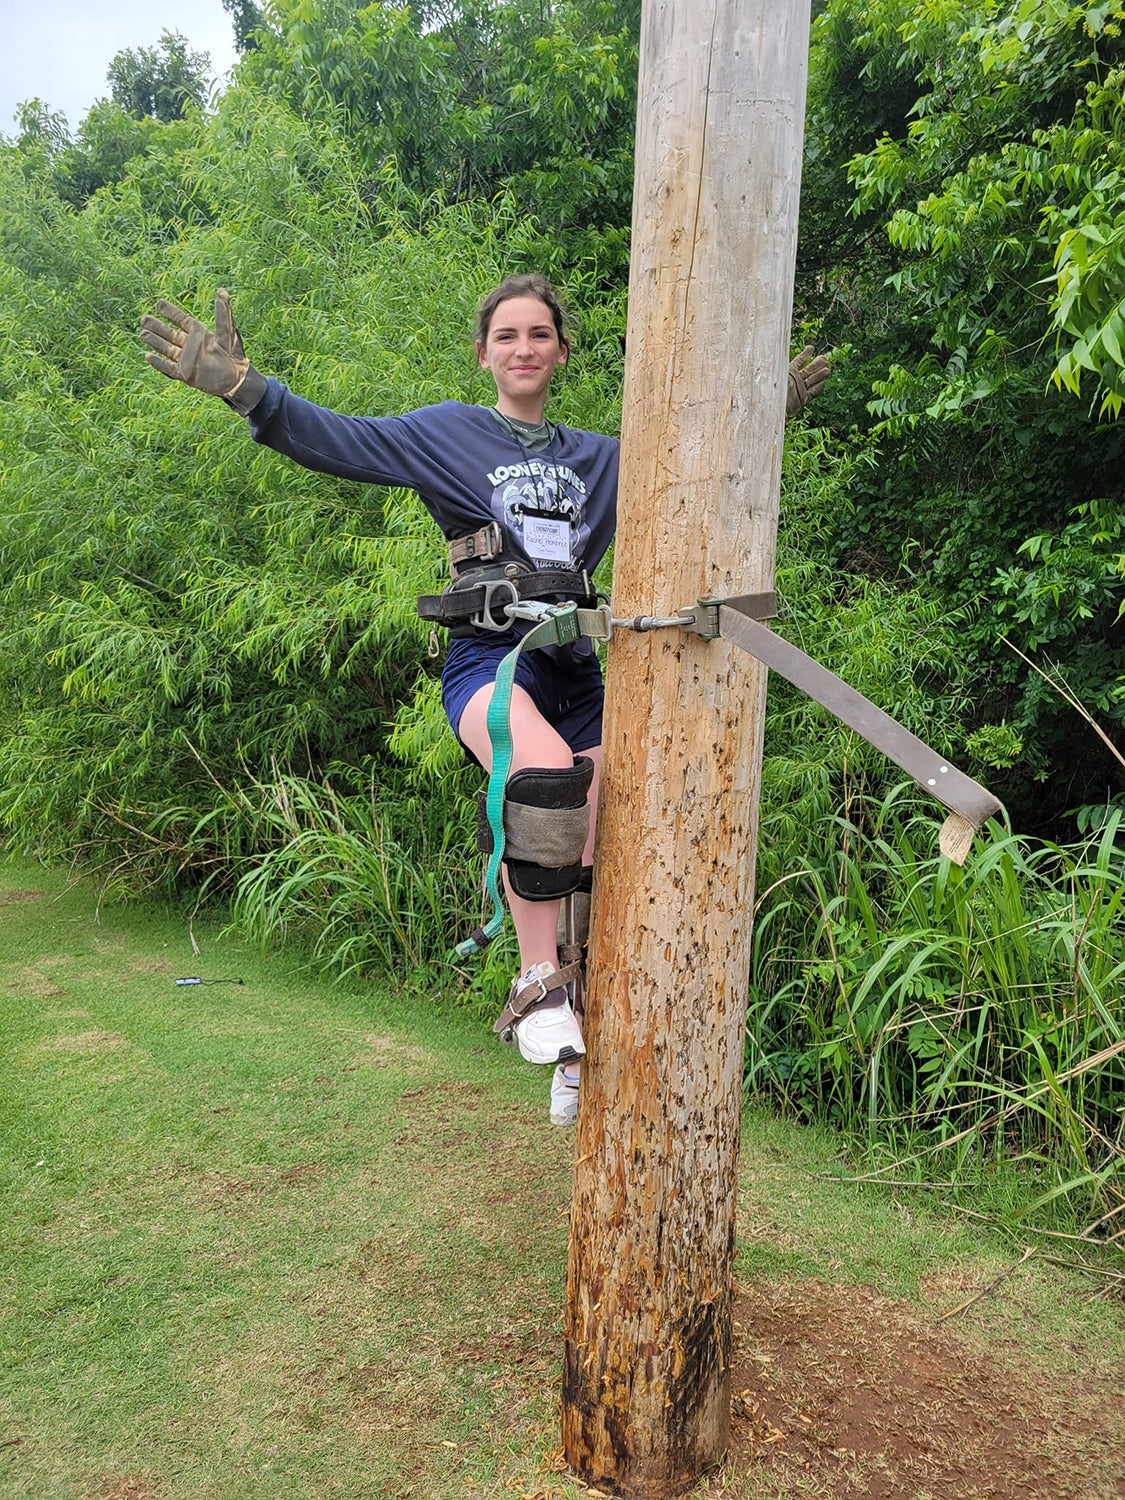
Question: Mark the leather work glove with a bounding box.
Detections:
[786,345,830,420]
[140,288,268,416]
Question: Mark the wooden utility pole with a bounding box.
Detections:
[562,2,812,1494]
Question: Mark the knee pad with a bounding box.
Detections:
[477,756,594,902]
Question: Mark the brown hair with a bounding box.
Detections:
[475,273,569,348]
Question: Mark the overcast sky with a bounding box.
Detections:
[0,0,241,136]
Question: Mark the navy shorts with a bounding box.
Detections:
[441,634,604,765]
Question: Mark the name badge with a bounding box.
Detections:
[524,516,572,565]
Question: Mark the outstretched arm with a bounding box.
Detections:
[139,289,269,416]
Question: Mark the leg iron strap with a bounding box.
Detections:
[492,959,583,1040]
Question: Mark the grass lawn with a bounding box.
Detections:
[3,859,1124,1499]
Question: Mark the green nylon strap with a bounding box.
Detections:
[453,603,584,958]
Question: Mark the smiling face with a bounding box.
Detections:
[476,295,569,420]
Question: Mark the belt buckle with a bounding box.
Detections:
[464,521,502,562]
[510,972,548,1017]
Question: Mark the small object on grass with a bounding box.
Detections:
[174,976,245,986]
[939,810,976,865]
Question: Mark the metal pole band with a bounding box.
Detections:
[713,601,1002,835]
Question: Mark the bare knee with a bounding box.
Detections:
[508,697,574,774]
[458,683,574,773]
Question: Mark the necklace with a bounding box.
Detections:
[492,407,556,451]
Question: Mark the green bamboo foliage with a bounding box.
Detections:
[748,793,1125,1221]
[0,90,622,881]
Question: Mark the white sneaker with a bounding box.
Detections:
[509,962,586,1066]
[550,1062,581,1127]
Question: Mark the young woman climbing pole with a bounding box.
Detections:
[139,274,827,1128]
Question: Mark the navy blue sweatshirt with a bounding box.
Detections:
[248,381,619,575]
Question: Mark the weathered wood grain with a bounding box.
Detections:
[561,2,812,1493]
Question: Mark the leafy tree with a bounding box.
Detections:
[2,67,198,210]
[241,0,639,274]
[107,29,212,122]
[9,99,70,157]
[223,0,266,53]
[54,103,187,208]
[1045,76,1125,415]
[797,0,1125,828]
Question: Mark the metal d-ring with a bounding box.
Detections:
[471,577,521,632]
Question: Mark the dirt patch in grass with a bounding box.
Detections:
[88,1477,160,1500]
[277,1162,327,1184]
[196,1162,330,1206]
[0,889,42,906]
[11,966,67,999]
[45,1030,128,1052]
[723,1277,1125,1499]
[355,1032,433,1065]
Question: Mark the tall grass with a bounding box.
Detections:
[213,764,475,975]
[748,788,1125,1225]
[195,759,516,1008]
